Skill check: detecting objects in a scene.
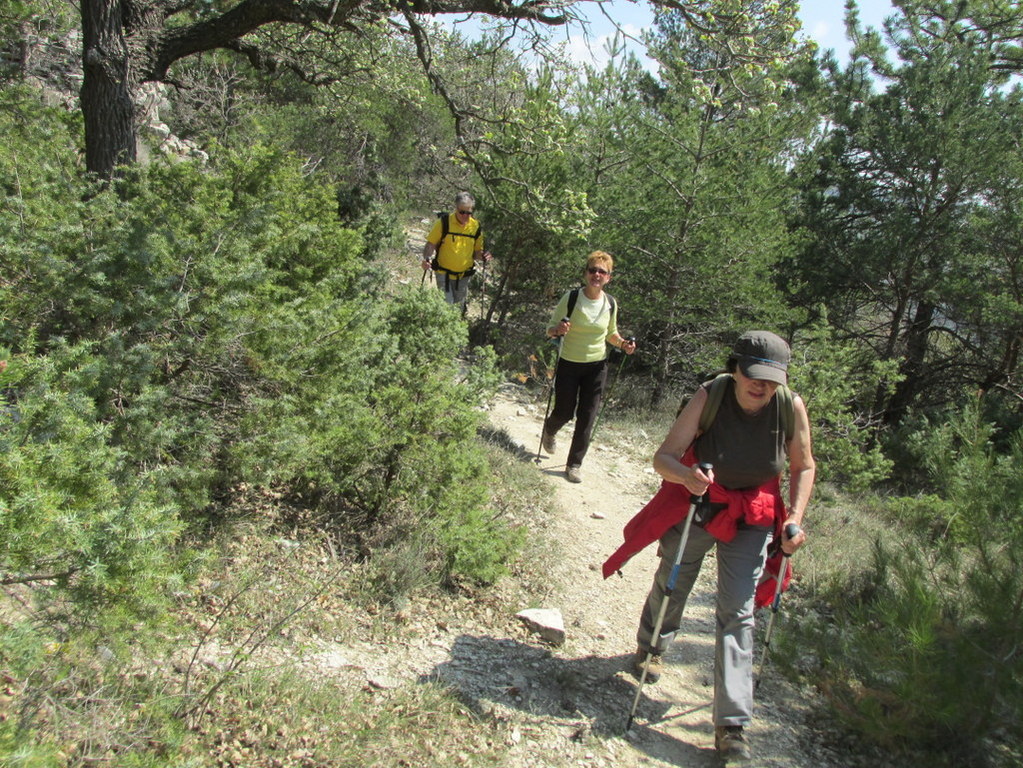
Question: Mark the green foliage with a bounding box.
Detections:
[0,347,183,604]
[0,619,190,767]
[1,82,520,608]
[788,3,1023,424]
[790,317,896,492]
[796,406,1023,766]
[886,401,1023,540]
[567,14,817,402]
[454,60,595,347]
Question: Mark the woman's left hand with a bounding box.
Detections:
[622,339,637,355]
[780,520,806,555]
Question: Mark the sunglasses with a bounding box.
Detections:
[456,209,474,215]
[587,267,610,276]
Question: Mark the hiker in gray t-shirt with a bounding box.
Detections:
[632,331,816,762]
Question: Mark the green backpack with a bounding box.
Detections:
[691,373,795,442]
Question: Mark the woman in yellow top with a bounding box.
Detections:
[542,251,637,483]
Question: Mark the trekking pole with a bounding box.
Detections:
[479,259,487,322]
[754,522,803,691]
[626,462,714,732]
[534,318,570,465]
[590,336,634,443]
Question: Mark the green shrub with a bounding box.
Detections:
[795,407,1023,766]
[0,347,182,605]
[789,316,896,493]
[0,619,190,768]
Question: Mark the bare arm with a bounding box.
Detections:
[607,332,637,355]
[421,241,436,270]
[652,387,713,495]
[783,394,816,553]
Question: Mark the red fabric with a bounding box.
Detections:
[600,479,691,579]
[757,551,792,608]
[601,447,792,609]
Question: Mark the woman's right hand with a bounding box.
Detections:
[552,320,570,337]
[683,463,714,496]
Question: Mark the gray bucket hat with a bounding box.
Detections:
[733,331,790,385]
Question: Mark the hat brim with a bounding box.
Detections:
[738,359,787,385]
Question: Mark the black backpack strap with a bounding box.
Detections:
[438,212,481,246]
[566,288,580,320]
[567,289,617,321]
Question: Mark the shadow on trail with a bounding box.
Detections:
[420,633,720,767]
[477,423,569,475]
[477,424,538,462]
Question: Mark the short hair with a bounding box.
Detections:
[454,192,475,208]
[586,251,614,273]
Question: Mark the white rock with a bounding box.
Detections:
[516,607,566,646]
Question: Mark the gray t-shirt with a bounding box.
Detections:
[694,377,787,490]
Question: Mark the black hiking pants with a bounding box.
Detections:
[543,357,608,468]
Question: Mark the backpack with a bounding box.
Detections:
[438,210,483,246]
[689,372,795,442]
[565,287,616,323]
[431,211,483,279]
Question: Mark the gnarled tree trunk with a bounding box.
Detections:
[80,0,138,176]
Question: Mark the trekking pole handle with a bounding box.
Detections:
[548,317,571,345]
[782,523,802,557]
[689,462,713,504]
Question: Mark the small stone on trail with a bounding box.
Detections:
[367,674,399,690]
[590,511,606,519]
[516,607,566,646]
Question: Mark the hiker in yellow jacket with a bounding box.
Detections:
[421,192,492,310]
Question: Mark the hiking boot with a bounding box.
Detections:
[541,429,557,454]
[715,726,751,762]
[565,465,582,483]
[632,648,663,683]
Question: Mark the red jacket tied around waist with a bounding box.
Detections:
[601,462,791,608]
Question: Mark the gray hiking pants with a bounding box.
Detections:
[636,521,772,726]
[435,271,471,307]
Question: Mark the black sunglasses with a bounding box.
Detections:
[587,267,609,276]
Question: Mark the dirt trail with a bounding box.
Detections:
[394,383,839,768]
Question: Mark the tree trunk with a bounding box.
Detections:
[884,300,936,424]
[80,0,138,177]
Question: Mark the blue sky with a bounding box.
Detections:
[550,0,896,68]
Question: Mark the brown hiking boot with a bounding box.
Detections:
[541,429,557,454]
[565,465,582,483]
[715,726,751,762]
[632,648,663,683]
